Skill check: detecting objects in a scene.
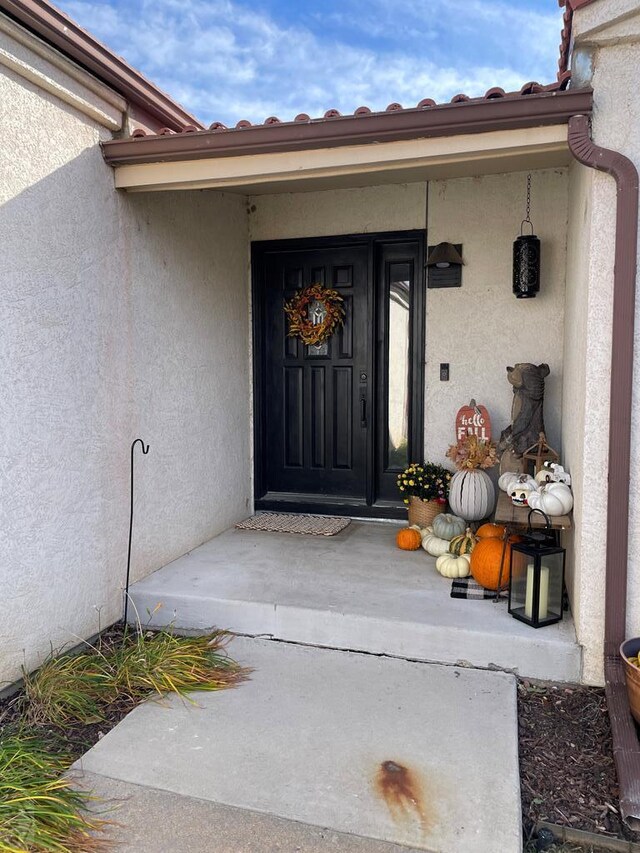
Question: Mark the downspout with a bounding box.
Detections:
[567,114,640,828]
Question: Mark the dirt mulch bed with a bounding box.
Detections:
[0,622,133,762]
[519,679,640,849]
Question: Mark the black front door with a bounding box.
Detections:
[253,232,424,517]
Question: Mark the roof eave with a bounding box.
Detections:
[1,0,204,131]
[101,88,594,167]
[559,0,600,9]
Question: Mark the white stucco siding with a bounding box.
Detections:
[249,172,568,468]
[426,170,567,463]
[124,190,251,578]
[249,183,427,240]
[562,161,595,677]
[589,41,640,659]
[567,6,640,685]
[1,52,250,684]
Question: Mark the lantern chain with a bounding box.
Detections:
[525,173,532,224]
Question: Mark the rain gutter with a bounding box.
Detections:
[101,89,593,167]
[568,114,640,829]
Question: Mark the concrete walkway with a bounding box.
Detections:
[73,637,522,852]
[129,521,581,682]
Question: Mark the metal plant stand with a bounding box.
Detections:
[124,438,149,626]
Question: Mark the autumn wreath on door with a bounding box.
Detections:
[284,284,345,346]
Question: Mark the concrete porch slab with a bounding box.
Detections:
[129,521,582,682]
[73,638,522,852]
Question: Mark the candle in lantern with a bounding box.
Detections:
[524,563,550,620]
[539,565,549,620]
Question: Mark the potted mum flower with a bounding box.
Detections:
[445,434,498,521]
[397,462,452,528]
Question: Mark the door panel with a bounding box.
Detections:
[253,232,424,516]
[261,244,370,500]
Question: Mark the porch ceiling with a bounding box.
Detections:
[111,124,571,194]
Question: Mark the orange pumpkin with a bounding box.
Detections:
[470,537,515,590]
[396,527,422,551]
[476,522,506,540]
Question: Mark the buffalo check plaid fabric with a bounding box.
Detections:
[450,578,508,600]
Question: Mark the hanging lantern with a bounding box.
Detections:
[513,174,541,299]
[509,509,566,628]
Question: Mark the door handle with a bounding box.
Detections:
[360,396,367,428]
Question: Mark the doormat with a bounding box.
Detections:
[450,577,507,600]
[236,512,351,536]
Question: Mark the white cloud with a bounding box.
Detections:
[58,0,563,126]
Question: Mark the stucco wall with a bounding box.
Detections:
[567,3,640,685]
[562,161,598,680]
[0,50,250,684]
[250,171,568,466]
[426,170,567,463]
[249,183,427,240]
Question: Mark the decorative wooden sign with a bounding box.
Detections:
[455,399,492,442]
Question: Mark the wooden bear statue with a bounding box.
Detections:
[498,363,550,457]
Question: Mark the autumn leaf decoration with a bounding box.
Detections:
[284,283,346,346]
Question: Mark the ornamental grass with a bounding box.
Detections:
[1,627,247,851]
[20,629,246,728]
[0,733,108,853]
[21,653,114,728]
[108,630,246,702]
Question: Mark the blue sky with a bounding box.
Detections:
[56,0,565,126]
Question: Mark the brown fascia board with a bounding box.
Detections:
[559,0,599,9]
[0,0,204,131]
[101,88,593,167]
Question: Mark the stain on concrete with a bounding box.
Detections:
[374,760,432,835]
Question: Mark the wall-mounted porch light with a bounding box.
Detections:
[427,242,464,288]
[513,173,541,299]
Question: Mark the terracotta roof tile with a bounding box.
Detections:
[557,3,574,77]
[130,77,573,142]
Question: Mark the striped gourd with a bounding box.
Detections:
[448,469,495,522]
[449,527,478,556]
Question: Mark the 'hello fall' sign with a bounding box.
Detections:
[455,400,492,442]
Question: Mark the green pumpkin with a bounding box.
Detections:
[432,513,466,541]
[449,527,478,556]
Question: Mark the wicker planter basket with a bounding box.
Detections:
[407,496,445,529]
[620,638,640,724]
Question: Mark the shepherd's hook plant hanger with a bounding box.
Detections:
[124,438,149,626]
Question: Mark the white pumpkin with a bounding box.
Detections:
[510,482,536,507]
[535,469,554,486]
[436,552,471,579]
[527,482,573,516]
[498,471,519,492]
[421,532,451,557]
[410,524,432,538]
[448,469,495,522]
[540,462,572,486]
[500,472,537,492]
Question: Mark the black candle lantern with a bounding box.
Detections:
[508,509,565,628]
[513,174,541,299]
